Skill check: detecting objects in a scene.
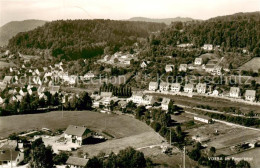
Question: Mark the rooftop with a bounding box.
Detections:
[65,125,90,137]
[66,156,89,167]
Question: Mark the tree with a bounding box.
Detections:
[30,138,54,168]
[209,147,216,156]
[53,152,69,165]
[86,156,103,168]
[237,160,251,168]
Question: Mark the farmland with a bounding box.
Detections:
[0,60,15,68]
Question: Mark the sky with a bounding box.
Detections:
[0,0,259,26]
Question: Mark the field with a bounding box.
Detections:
[231,148,260,168]
[0,111,153,139]
[239,57,260,72]
[188,122,260,149]
[149,93,260,114]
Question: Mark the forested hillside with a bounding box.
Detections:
[0,19,46,46]
[8,19,166,60]
[148,12,260,57]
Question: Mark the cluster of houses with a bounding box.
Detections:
[148,81,257,102]
[101,52,137,65]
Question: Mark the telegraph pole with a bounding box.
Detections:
[183,146,186,168]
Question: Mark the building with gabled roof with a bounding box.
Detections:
[64,125,91,146]
[170,83,181,92]
[159,82,169,92]
[179,64,187,72]
[165,65,174,72]
[196,83,207,94]
[149,82,159,91]
[230,87,240,98]
[161,98,171,111]
[245,90,256,102]
[66,156,89,168]
[3,76,13,84]
[194,58,203,65]
[184,84,194,93]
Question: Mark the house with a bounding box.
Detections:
[66,156,89,168]
[84,72,95,80]
[161,98,171,111]
[159,82,169,92]
[170,83,181,92]
[3,76,13,84]
[196,83,207,94]
[149,82,159,91]
[37,86,46,95]
[64,125,91,146]
[0,141,24,167]
[140,61,149,68]
[230,87,240,98]
[0,97,4,104]
[212,66,222,76]
[179,64,187,72]
[194,115,211,124]
[245,90,256,102]
[202,44,213,51]
[194,58,202,65]
[205,65,215,73]
[165,65,174,72]
[100,92,113,98]
[211,90,219,96]
[49,86,60,95]
[184,84,194,93]
[127,92,154,105]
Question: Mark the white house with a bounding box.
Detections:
[179,64,187,72]
[211,90,219,96]
[170,83,181,92]
[66,156,89,168]
[140,61,149,68]
[194,58,203,65]
[184,84,194,93]
[84,72,95,80]
[127,92,154,105]
[202,44,213,51]
[194,115,211,124]
[161,98,171,111]
[205,65,215,73]
[159,82,169,92]
[196,83,207,94]
[245,90,256,102]
[165,65,174,72]
[230,87,240,98]
[64,125,91,146]
[149,82,159,91]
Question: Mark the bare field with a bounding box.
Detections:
[0,61,15,68]
[187,122,260,149]
[0,111,152,139]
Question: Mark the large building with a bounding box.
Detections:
[64,125,91,146]
[127,92,155,105]
[202,44,213,51]
[66,156,89,168]
[194,115,212,124]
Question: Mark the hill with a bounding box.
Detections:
[128,17,196,25]
[8,19,166,60]
[145,12,260,58]
[239,57,260,72]
[0,19,47,46]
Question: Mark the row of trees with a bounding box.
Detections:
[0,91,93,116]
[99,83,132,98]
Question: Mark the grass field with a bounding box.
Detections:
[239,57,260,72]
[0,111,152,139]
